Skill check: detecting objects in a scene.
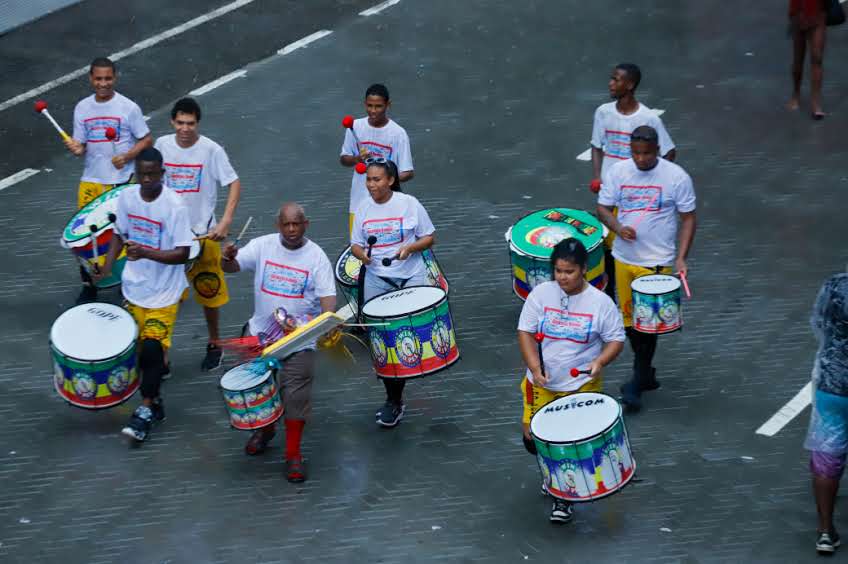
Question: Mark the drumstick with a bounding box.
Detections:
[89,225,101,274]
[34,100,71,142]
[342,115,362,148]
[534,332,546,378]
[628,190,661,232]
[570,368,591,377]
[233,216,253,246]
[381,254,401,267]
[355,162,367,175]
[678,270,692,298]
[105,127,117,156]
[356,236,378,322]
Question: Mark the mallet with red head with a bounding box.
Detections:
[33,100,71,142]
[104,127,118,156]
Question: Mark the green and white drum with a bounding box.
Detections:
[219,361,284,431]
[506,208,607,300]
[631,274,682,334]
[530,392,635,502]
[50,303,139,409]
[61,184,132,288]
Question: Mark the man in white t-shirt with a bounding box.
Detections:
[65,57,152,304]
[596,125,697,413]
[95,148,192,443]
[340,83,414,235]
[517,238,625,524]
[222,203,336,483]
[155,97,242,371]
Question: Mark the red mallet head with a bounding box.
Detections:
[34,100,48,113]
[105,127,117,141]
[355,162,367,175]
[570,368,579,377]
[589,179,602,193]
[342,115,355,129]
[534,332,544,344]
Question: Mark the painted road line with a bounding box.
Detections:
[755,381,812,437]
[190,70,247,96]
[278,30,334,55]
[575,108,666,161]
[0,169,40,192]
[0,0,257,113]
[360,0,401,16]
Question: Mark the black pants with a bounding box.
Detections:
[623,327,657,397]
[139,339,166,400]
[383,378,406,404]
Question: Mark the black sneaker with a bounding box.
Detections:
[160,363,171,381]
[200,343,223,371]
[550,499,574,523]
[121,405,155,442]
[76,285,98,305]
[816,531,841,554]
[376,401,405,428]
[641,367,661,392]
[150,398,166,422]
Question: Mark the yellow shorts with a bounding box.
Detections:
[349,212,355,238]
[521,376,602,425]
[124,301,180,349]
[78,181,117,209]
[185,239,229,308]
[614,259,673,328]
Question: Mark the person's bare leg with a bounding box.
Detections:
[787,26,806,110]
[814,474,839,533]
[204,306,220,343]
[809,23,826,117]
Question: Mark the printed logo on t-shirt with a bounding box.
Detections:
[541,307,593,344]
[363,217,404,248]
[260,260,309,298]
[620,185,662,214]
[84,116,121,143]
[127,214,162,249]
[604,129,631,160]
[361,141,393,160]
[164,163,203,193]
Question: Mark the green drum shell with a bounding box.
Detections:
[50,340,139,409]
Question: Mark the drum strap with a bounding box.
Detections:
[378,276,411,290]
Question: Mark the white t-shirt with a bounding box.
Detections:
[236,235,336,352]
[351,191,435,279]
[113,185,193,308]
[599,158,696,267]
[72,92,150,184]
[340,118,413,214]
[518,281,625,392]
[154,134,239,234]
[590,102,675,178]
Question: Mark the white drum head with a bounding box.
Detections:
[530,392,620,443]
[50,303,137,361]
[220,362,272,391]
[362,286,446,318]
[631,274,680,295]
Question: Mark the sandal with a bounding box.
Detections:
[285,457,306,483]
[244,426,276,455]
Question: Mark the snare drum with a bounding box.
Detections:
[361,286,459,378]
[631,274,682,334]
[219,362,284,430]
[530,392,635,502]
[50,302,139,409]
[506,208,607,300]
[61,184,132,288]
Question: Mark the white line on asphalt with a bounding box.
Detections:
[277,30,334,55]
[360,0,401,16]
[0,0,257,113]
[0,168,41,192]
[575,108,666,161]
[190,70,247,96]
[756,381,812,437]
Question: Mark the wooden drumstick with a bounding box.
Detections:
[233,216,253,246]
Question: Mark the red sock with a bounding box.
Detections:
[284,419,305,460]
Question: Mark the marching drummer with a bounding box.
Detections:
[596,125,697,413]
[94,148,192,443]
[350,159,435,428]
[517,238,625,523]
[65,57,152,304]
[340,83,414,235]
[221,203,336,483]
[155,97,242,372]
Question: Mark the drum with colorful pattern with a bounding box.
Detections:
[50,302,139,409]
[219,361,284,430]
[631,274,682,334]
[530,392,635,503]
[361,286,459,379]
[506,208,607,300]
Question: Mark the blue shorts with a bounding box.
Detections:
[806,389,848,478]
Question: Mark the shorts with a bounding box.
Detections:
[806,389,848,478]
[124,301,180,349]
[349,213,355,238]
[276,350,315,420]
[78,181,119,209]
[185,239,229,308]
[521,376,602,426]
[614,259,673,328]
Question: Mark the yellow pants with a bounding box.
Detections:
[614,259,673,328]
[78,181,118,209]
[521,376,602,425]
[124,301,180,349]
[184,239,229,308]
[603,207,618,249]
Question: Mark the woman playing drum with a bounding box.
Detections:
[350,158,436,428]
[517,238,625,523]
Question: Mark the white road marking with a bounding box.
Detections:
[277,30,333,55]
[360,0,401,16]
[0,168,40,192]
[0,0,257,113]
[189,70,247,96]
[575,108,666,161]
[755,381,812,437]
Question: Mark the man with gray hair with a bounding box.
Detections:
[222,203,336,483]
